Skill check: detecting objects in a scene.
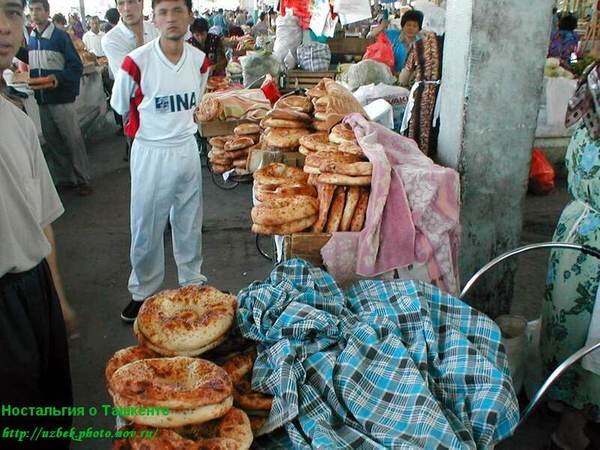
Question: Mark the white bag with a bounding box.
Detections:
[284,50,297,70]
[272,11,303,63]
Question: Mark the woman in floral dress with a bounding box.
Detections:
[541,62,600,450]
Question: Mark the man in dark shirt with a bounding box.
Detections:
[188,17,226,75]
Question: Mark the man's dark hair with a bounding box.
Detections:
[52,12,66,25]
[105,8,120,25]
[190,17,208,34]
[259,12,266,21]
[401,9,424,29]
[29,0,50,12]
[558,14,578,32]
[152,0,192,12]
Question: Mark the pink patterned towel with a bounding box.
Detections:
[321,114,461,294]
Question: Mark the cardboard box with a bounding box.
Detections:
[198,119,252,138]
[283,232,332,267]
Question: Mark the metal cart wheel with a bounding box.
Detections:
[210,169,240,190]
[256,234,275,262]
[459,242,600,427]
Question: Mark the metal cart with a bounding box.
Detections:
[459,241,600,428]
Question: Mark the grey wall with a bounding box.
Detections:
[438,0,554,317]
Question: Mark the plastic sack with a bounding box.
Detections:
[239,53,282,88]
[296,43,331,72]
[338,60,397,91]
[528,148,555,194]
[363,33,395,70]
[272,11,303,63]
[354,83,410,132]
[284,50,297,70]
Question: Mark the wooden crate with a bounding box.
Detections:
[285,70,337,90]
[198,119,251,138]
[283,233,332,267]
[328,37,369,56]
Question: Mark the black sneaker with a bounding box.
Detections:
[121,300,143,323]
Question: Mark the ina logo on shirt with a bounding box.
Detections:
[155,92,197,113]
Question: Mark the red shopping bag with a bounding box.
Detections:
[528,148,556,194]
[363,33,395,70]
[260,75,281,105]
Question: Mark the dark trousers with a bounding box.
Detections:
[0,261,72,450]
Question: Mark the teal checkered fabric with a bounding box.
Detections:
[237,258,519,449]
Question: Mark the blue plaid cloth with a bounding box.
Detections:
[237,259,519,449]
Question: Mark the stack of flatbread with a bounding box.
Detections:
[208,129,260,175]
[259,95,314,153]
[300,123,371,233]
[105,285,271,447]
[251,163,318,235]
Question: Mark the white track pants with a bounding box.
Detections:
[128,137,206,301]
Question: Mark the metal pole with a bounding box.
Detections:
[79,0,87,31]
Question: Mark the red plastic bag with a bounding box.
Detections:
[260,75,281,104]
[528,148,555,194]
[363,33,395,70]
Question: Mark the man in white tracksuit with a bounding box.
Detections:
[110,0,208,322]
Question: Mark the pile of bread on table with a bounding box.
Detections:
[207,123,262,175]
[106,285,272,449]
[250,78,372,236]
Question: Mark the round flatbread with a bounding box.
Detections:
[276,95,312,113]
[262,118,309,129]
[251,214,317,235]
[209,136,230,148]
[299,133,329,152]
[198,98,222,122]
[264,128,311,149]
[254,163,308,186]
[225,136,254,151]
[266,108,312,122]
[135,285,237,354]
[109,357,233,411]
[105,346,158,387]
[329,123,356,144]
[234,123,261,135]
[251,196,318,226]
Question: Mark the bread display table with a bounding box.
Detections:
[197,118,252,138]
[284,70,337,91]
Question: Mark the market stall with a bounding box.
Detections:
[98,4,538,446]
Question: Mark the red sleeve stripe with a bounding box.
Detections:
[122,55,141,84]
[200,56,210,74]
[121,56,143,139]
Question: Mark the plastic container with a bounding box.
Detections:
[495,314,528,395]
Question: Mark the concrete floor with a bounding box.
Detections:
[53,128,596,448]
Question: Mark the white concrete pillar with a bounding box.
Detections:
[437,0,553,317]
